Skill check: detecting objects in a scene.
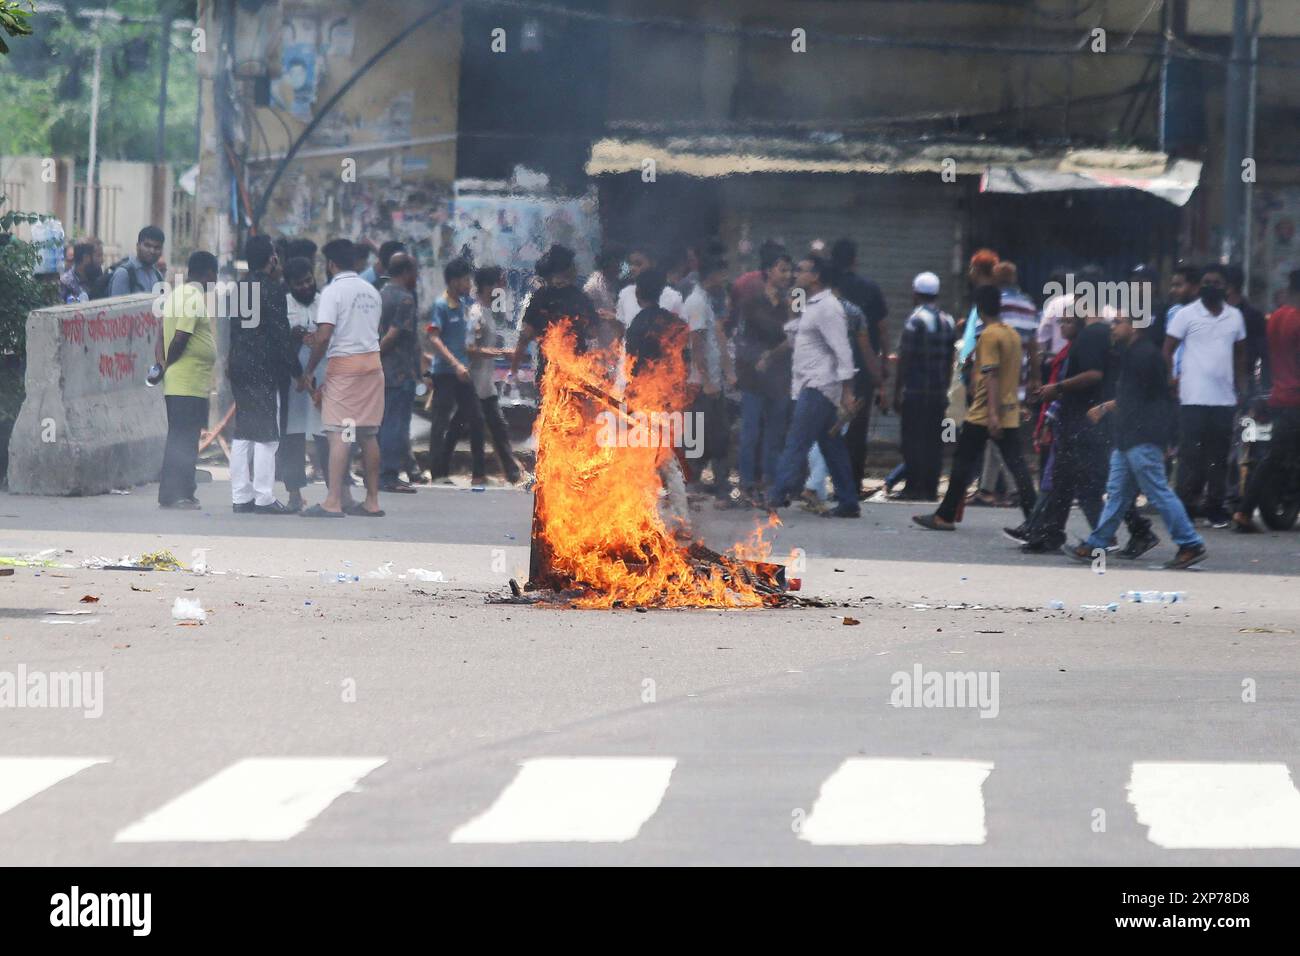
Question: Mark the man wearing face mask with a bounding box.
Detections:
[1163,264,1247,529]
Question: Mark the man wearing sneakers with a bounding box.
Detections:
[766,255,861,519]
[1065,311,1206,569]
[1013,304,1157,557]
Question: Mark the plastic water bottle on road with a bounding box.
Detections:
[1121,590,1185,604]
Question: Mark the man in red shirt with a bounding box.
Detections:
[728,239,786,332]
[1233,269,1300,531]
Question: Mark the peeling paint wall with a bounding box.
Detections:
[235,1,463,291]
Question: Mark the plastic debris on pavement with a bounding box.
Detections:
[0,549,63,568]
[1046,600,1066,610]
[406,569,446,583]
[1121,590,1185,604]
[140,550,184,571]
[171,597,207,623]
[191,549,210,575]
[319,571,360,583]
[1080,603,1119,612]
[365,562,396,580]
[84,550,185,572]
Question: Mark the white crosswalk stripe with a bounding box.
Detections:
[450,757,677,843]
[1127,761,1300,849]
[114,757,386,843]
[799,758,995,845]
[0,757,108,816]
[9,755,1300,852]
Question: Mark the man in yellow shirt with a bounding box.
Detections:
[158,251,218,509]
[914,284,1038,531]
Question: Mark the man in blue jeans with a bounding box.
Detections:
[766,255,861,518]
[736,251,794,501]
[1065,313,1206,569]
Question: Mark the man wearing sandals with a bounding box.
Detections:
[298,238,386,518]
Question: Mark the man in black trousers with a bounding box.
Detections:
[157,251,219,509]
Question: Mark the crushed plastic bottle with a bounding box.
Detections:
[1046,600,1066,610]
[1121,590,1185,604]
[318,570,359,583]
[1080,603,1120,612]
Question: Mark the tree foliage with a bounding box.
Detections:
[0,1,198,164]
[1,194,56,433]
[0,1,35,55]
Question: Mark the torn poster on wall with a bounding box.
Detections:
[451,189,602,351]
[277,42,319,119]
[1254,187,1300,313]
[276,18,321,120]
[452,191,600,278]
[326,17,354,58]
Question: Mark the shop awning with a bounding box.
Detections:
[586,134,1034,178]
[587,135,1200,206]
[981,151,1202,206]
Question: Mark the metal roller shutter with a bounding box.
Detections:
[720,173,963,457]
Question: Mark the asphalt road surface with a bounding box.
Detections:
[2,479,1299,865]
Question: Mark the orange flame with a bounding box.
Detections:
[531,320,774,609]
[733,513,782,563]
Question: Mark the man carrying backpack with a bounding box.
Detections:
[103,226,165,298]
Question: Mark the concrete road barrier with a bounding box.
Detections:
[6,294,166,496]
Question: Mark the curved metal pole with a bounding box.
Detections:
[250,0,453,231]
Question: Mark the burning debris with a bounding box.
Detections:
[501,321,801,609]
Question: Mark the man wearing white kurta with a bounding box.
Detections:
[279,258,323,511]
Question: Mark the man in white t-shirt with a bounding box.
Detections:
[1037,281,1074,369]
[299,238,386,517]
[615,244,684,328]
[685,257,735,505]
[1162,263,1246,528]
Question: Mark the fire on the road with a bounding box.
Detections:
[527,321,788,609]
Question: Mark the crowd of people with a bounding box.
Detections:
[133,220,1299,561]
[152,231,528,518]
[910,255,1298,571]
